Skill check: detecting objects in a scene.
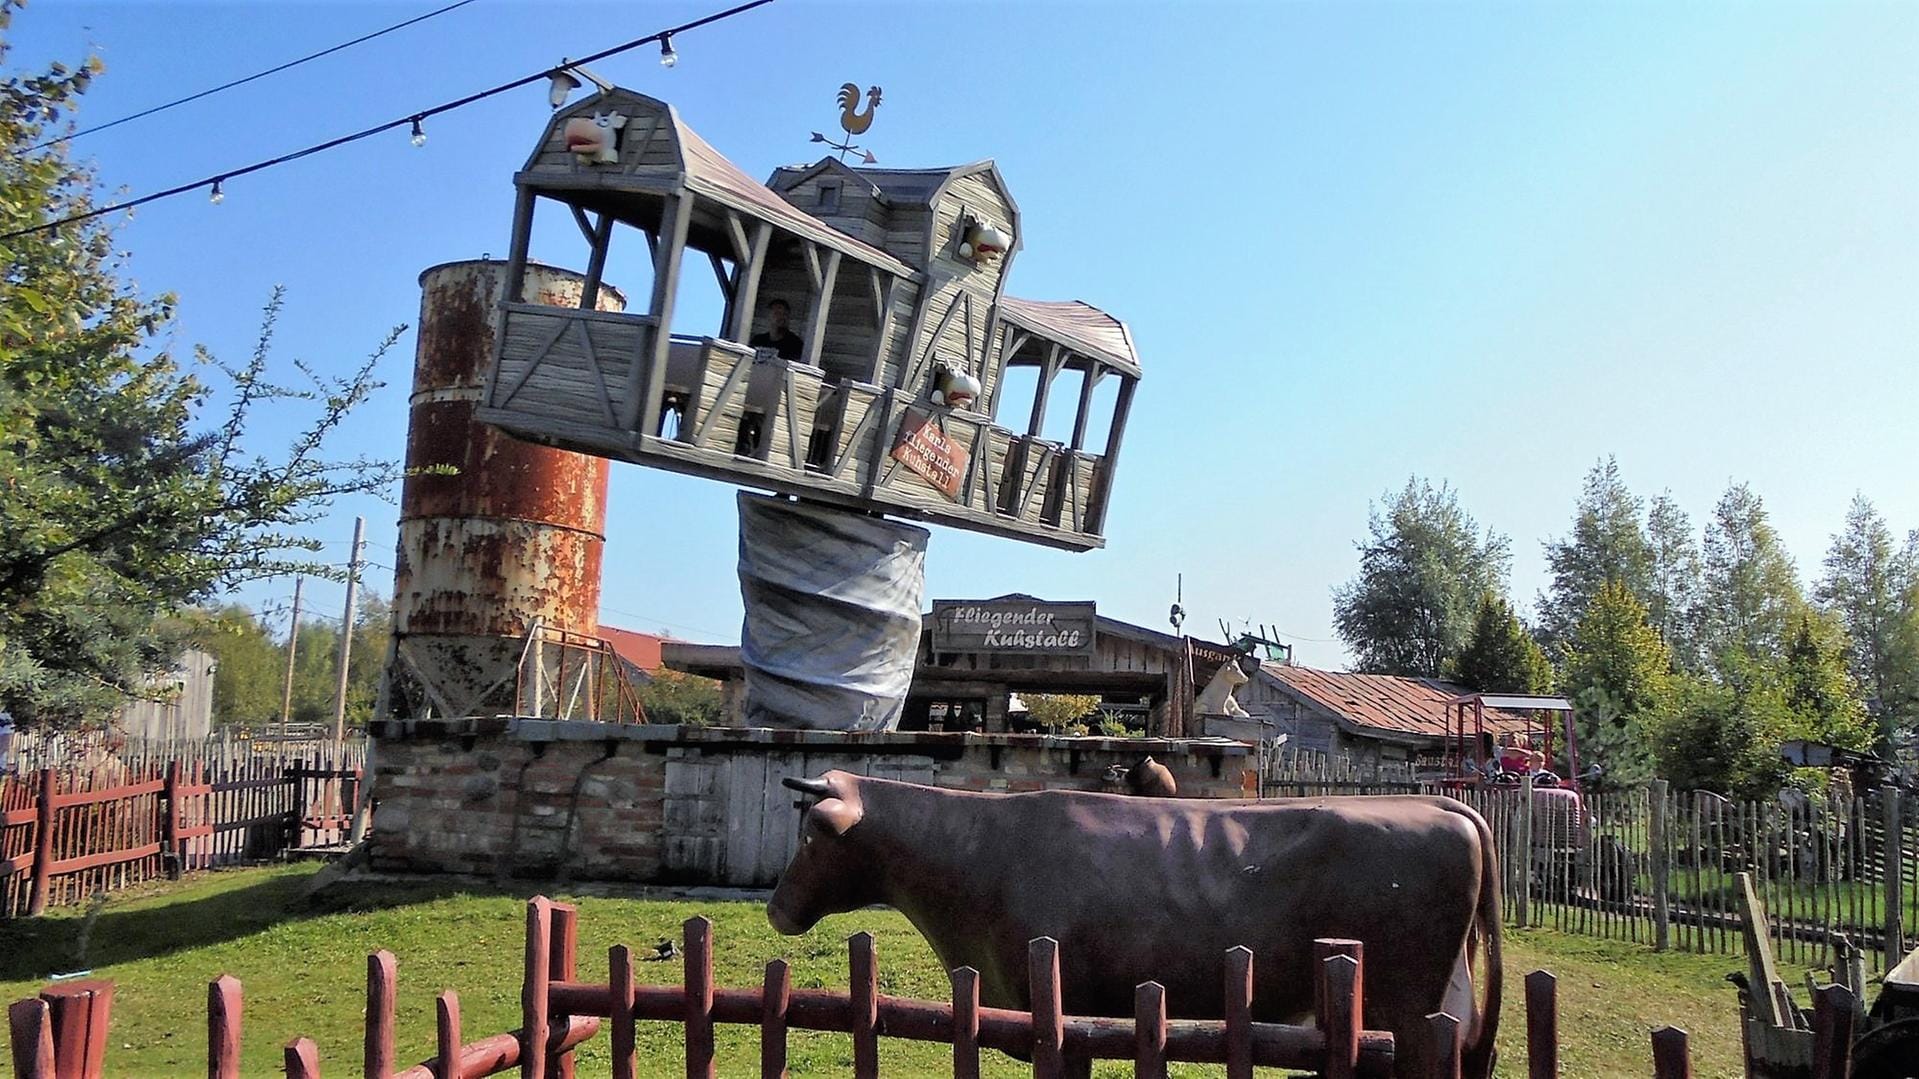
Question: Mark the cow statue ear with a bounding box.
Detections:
[809,796,863,837]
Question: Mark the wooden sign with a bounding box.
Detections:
[931,600,1097,655]
[890,408,968,501]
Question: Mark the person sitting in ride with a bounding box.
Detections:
[1497,733,1536,776]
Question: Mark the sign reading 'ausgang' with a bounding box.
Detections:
[930,600,1098,655]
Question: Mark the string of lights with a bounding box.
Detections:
[2,0,777,242]
[29,0,484,153]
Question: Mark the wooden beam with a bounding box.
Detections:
[579,214,614,310]
[724,210,751,265]
[1084,375,1134,535]
[708,250,734,332]
[568,205,597,246]
[801,247,841,369]
[1068,364,1102,450]
[624,190,693,432]
[864,270,896,383]
[724,222,771,343]
[1026,344,1062,436]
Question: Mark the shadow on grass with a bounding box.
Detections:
[0,867,473,982]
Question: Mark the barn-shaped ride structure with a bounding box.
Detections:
[477,88,1139,551]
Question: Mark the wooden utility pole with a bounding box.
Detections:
[279,576,304,739]
[331,517,365,742]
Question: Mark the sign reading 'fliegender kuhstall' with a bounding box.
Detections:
[930,600,1098,655]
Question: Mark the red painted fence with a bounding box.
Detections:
[3,895,1863,1078]
[0,757,362,918]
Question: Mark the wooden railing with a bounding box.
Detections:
[5,894,1866,1079]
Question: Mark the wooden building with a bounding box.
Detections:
[1233,665,1532,769]
[476,89,1139,551]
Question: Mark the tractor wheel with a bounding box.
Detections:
[1851,1017,1919,1079]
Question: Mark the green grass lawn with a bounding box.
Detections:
[0,865,1805,1077]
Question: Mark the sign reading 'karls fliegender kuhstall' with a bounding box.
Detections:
[889,408,969,501]
[930,600,1098,655]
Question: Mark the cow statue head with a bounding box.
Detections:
[766,772,874,935]
[930,361,982,410]
[563,110,627,165]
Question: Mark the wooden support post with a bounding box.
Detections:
[40,980,112,1079]
[1068,365,1100,451]
[1518,775,1535,927]
[864,269,896,384]
[683,916,714,1079]
[163,762,183,880]
[1649,1027,1691,1079]
[579,215,615,311]
[364,951,397,1079]
[724,222,772,344]
[1810,984,1854,1079]
[521,899,552,1079]
[1029,937,1065,1079]
[759,959,789,1079]
[284,1038,321,1079]
[546,904,578,1079]
[1223,946,1253,1079]
[1084,376,1135,535]
[1736,872,1785,1027]
[434,992,462,1079]
[800,246,842,370]
[1317,955,1361,1079]
[208,976,244,1079]
[1133,981,1167,1079]
[1026,346,1062,437]
[1312,939,1363,1018]
[849,932,878,1079]
[627,191,694,434]
[1881,787,1904,969]
[609,946,636,1079]
[1426,1012,1462,1079]
[1650,780,1671,952]
[8,999,55,1079]
[950,967,980,1079]
[28,769,54,916]
[501,189,536,308]
[1524,970,1556,1078]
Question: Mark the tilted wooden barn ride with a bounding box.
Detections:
[476,88,1139,551]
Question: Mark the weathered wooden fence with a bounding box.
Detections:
[0,750,364,918]
[3,895,1865,1079]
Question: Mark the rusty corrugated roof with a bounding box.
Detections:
[1262,665,1534,738]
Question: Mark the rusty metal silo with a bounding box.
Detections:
[386,260,624,719]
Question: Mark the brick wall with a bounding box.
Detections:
[368,720,1254,887]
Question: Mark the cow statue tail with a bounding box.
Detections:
[1459,803,1504,1079]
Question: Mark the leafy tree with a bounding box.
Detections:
[1815,495,1919,737]
[1023,693,1102,733]
[1559,581,1670,789]
[1449,594,1551,694]
[1698,483,1806,674]
[194,605,282,725]
[638,670,727,726]
[1645,493,1705,671]
[1538,458,1654,647]
[1652,672,1793,800]
[1778,609,1874,753]
[0,17,400,730]
[1333,478,1511,677]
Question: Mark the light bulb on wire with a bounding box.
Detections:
[208,179,225,205]
[659,34,678,68]
[409,117,426,147]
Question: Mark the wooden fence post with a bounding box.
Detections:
[28,769,55,916]
[8,999,55,1079]
[435,991,462,1079]
[1810,984,1854,1079]
[163,762,183,881]
[365,951,397,1079]
[1029,937,1064,1079]
[1881,787,1904,969]
[1517,775,1534,927]
[1224,946,1253,1079]
[521,898,551,1079]
[1650,1027,1691,1079]
[40,979,112,1079]
[1317,954,1361,1079]
[208,975,244,1079]
[610,946,636,1079]
[1134,982,1167,1079]
[849,933,877,1079]
[950,967,979,1079]
[1426,1012,1461,1079]
[546,904,578,1079]
[1524,970,1556,1078]
[1650,779,1670,952]
[284,1037,321,1079]
[683,915,714,1079]
[759,958,789,1079]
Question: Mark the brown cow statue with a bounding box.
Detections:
[768,771,1502,1078]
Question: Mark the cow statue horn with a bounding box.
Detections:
[782,776,833,797]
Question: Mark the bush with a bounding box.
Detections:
[638,671,727,726]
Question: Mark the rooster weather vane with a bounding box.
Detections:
[810,83,882,164]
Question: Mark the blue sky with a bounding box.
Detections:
[11,1,1917,667]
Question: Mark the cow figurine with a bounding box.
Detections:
[563,111,627,165]
[769,771,1502,1079]
[1101,755,1177,797]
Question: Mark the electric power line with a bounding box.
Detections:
[2,0,778,242]
[29,0,483,153]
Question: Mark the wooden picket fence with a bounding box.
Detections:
[2,895,1868,1079]
[0,752,364,918]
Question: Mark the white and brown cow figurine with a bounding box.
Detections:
[768,771,1503,1079]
